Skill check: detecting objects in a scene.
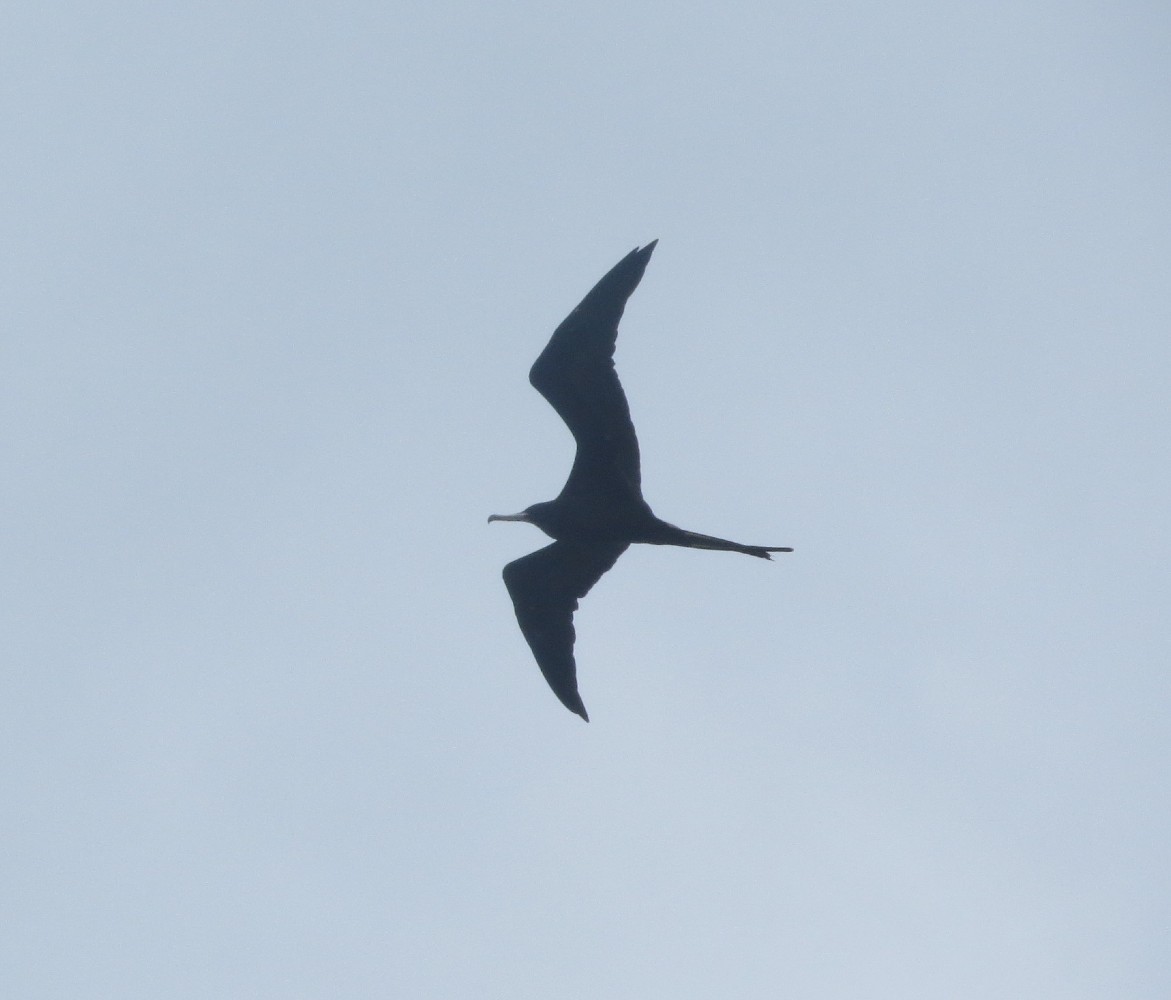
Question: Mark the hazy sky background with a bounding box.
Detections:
[4,2,1169,996]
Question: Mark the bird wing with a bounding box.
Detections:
[502,540,629,721]
[529,242,657,505]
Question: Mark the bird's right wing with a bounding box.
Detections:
[502,540,629,721]
[529,242,657,503]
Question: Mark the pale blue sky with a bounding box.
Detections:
[4,2,1169,997]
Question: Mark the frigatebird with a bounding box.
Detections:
[490,241,792,720]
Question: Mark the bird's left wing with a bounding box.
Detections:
[501,540,629,721]
[529,242,657,503]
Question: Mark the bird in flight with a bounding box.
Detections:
[490,241,791,720]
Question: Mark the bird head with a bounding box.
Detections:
[488,501,560,538]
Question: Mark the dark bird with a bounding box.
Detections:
[490,241,792,721]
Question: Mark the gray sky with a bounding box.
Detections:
[4,1,1169,996]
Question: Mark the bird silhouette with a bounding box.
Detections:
[490,241,791,720]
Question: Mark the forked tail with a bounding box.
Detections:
[648,521,793,560]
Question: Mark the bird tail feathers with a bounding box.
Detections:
[649,524,793,560]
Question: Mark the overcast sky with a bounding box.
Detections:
[4,2,1170,997]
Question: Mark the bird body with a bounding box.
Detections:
[490,242,791,720]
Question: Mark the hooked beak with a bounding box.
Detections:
[487,511,529,524]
